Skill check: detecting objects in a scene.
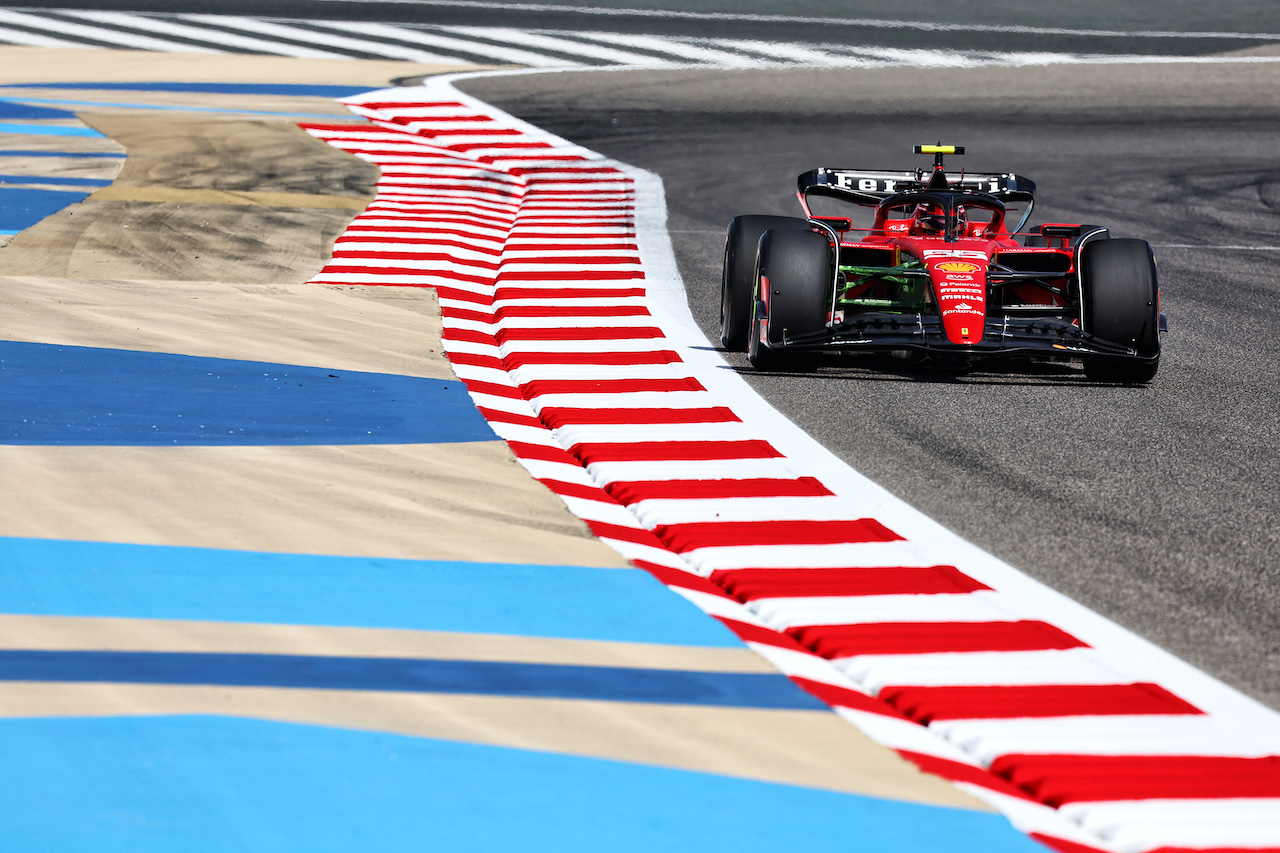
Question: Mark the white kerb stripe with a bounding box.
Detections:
[0,24,96,48]
[570,31,768,67]
[324,20,581,68]
[0,8,221,53]
[750,589,1022,627]
[179,15,466,64]
[60,10,350,59]
[439,25,678,67]
[932,715,1280,761]
[838,648,1137,691]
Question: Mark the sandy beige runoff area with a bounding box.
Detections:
[0,49,628,568]
[0,47,1000,812]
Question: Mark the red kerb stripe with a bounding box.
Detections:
[461,379,522,399]
[322,266,491,283]
[654,519,903,552]
[789,676,900,717]
[607,477,833,504]
[493,305,651,318]
[441,328,496,345]
[585,520,666,548]
[535,478,610,502]
[539,407,739,428]
[521,378,705,395]
[499,256,640,266]
[448,141,555,151]
[440,308,493,324]
[506,441,579,465]
[714,617,809,652]
[503,351,681,367]
[879,682,1203,725]
[498,270,645,282]
[632,560,729,597]
[405,126,522,137]
[492,287,645,300]
[570,440,782,465]
[446,351,504,370]
[790,620,1086,658]
[711,565,989,600]
[344,101,467,110]
[896,751,1037,801]
[436,286,492,305]
[495,326,664,342]
[991,753,1280,806]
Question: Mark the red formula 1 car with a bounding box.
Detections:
[720,145,1166,382]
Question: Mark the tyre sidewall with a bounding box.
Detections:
[721,214,807,350]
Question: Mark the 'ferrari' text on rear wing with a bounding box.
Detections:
[798,168,1037,204]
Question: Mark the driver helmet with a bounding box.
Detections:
[912,203,945,236]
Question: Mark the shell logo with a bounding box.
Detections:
[935,261,982,273]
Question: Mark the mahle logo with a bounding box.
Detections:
[935,260,982,273]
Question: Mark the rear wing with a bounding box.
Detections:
[798,168,1037,204]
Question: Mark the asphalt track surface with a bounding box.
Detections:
[9,0,1280,58]
[462,63,1280,710]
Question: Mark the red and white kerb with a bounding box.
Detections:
[301,73,1280,853]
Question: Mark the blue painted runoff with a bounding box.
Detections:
[0,716,1044,853]
[0,650,823,709]
[0,149,125,158]
[0,173,113,186]
[0,99,77,119]
[0,121,103,137]
[9,96,362,120]
[5,82,375,98]
[0,186,90,234]
[0,340,496,446]
[0,538,742,647]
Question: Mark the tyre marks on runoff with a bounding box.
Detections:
[300,72,1280,853]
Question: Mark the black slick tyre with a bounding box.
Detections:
[746,227,830,372]
[721,214,807,350]
[1079,238,1160,383]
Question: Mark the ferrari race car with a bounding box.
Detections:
[720,145,1167,382]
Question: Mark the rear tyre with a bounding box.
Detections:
[721,214,807,350]
[747,227,830,372]
[1079,238,1160,383]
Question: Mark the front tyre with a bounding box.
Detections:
[721,214,807,350]
[1079,238,1160,383]
[746,227,830,372]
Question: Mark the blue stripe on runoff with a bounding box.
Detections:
[0,150,125,158]
[0,717,1045,853]
[0,187,90,234]
[0,99,78,120]
[0,341,496,446]
[3,96,360,120]
[0,650,822,709]
[0,173,113,186]
[2,82,375,98]
[0,121,103,137]
[0,538,742,647]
